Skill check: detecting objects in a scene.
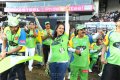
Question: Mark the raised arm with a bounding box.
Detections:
[65,6,70,35]
[32,12,43,31]
[92,30,104,42]
[101,44,107,64]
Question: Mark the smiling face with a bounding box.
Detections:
[56,24,65,36]
[45,23,51,30]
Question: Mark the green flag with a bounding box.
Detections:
[0,55,42,73]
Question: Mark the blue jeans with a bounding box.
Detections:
[49,62,68,80]
[35,43,43,64]
[68,51,74,72]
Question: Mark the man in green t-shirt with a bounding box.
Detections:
[0,15,26,80]
[68,24,103,80]
[101,21,120,80]
[42,21,53,65]
[25,21,38,71]
[89,39,102,72]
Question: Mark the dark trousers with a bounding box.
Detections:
[101,63,120,80]
[0,63,26,80]
[43,44,50,64]
[49,62,68,80]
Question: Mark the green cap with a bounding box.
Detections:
[8,16,19,27]
[45,21,50,25]
[76,24,86,30]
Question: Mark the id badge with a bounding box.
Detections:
[59,48,65,54]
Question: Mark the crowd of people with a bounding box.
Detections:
[0,7,120,80]
[90,11,120,22]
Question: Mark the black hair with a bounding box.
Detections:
[53,22,65,39]
[29,21,35,25]
[74,29,79,36]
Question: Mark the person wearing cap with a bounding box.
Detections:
[0,16,26,80]
[68,24,102,80]
[101,20,120,80]
[89,38,103,72]
[42,21,53,65]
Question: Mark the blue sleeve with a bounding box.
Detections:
[18,29,26,46]
[87,35,94,44]
[35,29,38,33]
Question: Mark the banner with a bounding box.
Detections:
[0,55,42,73]
[4,5,93,12]
[85,22,116,29]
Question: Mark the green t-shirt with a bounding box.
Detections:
[90,43,102,58]
[106,32,120,65]
[6,30,20,51]
[70,35,90,67]
[42,29,53,45]
[5,28,26,54]
[26,30,36,48]
[49,34,69,62]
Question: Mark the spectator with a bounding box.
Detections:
[101,20,120,80]
[0,15,26,80]
[47,6,70,80]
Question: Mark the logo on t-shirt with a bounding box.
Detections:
[113,42,120,49]
[20,40,26,44]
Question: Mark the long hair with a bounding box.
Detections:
[53,22,65,39]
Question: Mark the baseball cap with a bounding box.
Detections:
[45,21,50,25]
[76,24,86,30]
[7,16,19,27]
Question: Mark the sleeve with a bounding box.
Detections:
[40,30,44,37]
[35,29,38,34]
[18,29,26,46]
[68,38,73,48]
[41,30,45,37]
[65,10,70,35]
[35,17,43,31]
[103,33,109,46]
[88,35,94,44]
[68,38,76,52]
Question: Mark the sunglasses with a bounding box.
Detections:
[79,28,86,31]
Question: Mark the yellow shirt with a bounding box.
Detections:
[19,46,26,52]
[36,30,43,44]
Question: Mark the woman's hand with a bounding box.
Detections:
[65,5,70,12]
